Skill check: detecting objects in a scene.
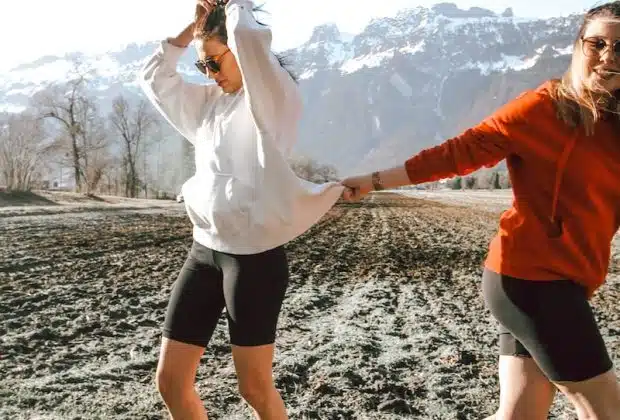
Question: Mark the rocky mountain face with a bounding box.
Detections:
[1,3,581,175]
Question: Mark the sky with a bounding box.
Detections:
[0,0,601,72]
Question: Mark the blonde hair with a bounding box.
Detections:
[550,2,620,135]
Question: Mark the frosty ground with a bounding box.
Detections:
[1,190,619,419]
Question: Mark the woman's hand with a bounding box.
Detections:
[339,174,373,202]
[196,0,224,18]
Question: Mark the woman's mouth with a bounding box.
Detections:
[596,68,620,80]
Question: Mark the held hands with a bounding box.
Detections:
[339,174,373,202]
[196,0,226,22]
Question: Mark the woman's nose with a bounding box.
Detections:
[599,45,617,64]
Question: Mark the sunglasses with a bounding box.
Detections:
[581,37,620,59]
[195,49,231,74]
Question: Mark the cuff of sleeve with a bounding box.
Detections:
[404,153,431,185]
[404,156,418,184]
[225,0,254,13]
[160,39,188,60]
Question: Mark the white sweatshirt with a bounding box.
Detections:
[139,0,343,254]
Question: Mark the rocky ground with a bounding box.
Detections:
[1,191,619,419]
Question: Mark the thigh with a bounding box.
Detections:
[163,242,226,348]
[482,269,613,382]
[156,337,206,387]
[217,246,290,347]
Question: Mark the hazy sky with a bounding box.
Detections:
[0,0,599,72]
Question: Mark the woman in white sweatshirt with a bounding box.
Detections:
[139,1,343,418]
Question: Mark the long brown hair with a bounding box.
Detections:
[549,1,620,134]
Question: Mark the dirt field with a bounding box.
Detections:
[0,190,179,217]
[2,191,619,419]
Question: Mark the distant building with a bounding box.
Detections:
[41,166,76,190]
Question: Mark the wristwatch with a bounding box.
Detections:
[371,171,384,191]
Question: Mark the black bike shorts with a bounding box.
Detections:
[482,269,613,382]
[162,241,289,347]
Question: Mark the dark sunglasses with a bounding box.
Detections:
[195,49,231,74]
[581,37,620,59]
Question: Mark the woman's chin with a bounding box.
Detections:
[221,83,241,94]
[589,73,620,93]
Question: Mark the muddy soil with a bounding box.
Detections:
[2,193,619,419]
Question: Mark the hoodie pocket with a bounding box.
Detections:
[499,204,566,257]
[182,173,253,237]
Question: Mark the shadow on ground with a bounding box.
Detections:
[0,191,59,207]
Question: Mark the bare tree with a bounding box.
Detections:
[499,171,512,189]
[140,127,169,198]
[491,172,501,190]
[447,176,462,190]
[0,112,51,191]
[148,126,170,198]
[33,64,105,193]
[464,176,477,189]
[108,95,157,198]
[76,99,110,193]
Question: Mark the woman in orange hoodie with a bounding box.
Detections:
[342,2,620,419]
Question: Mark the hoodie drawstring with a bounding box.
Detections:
[548,134,578,238]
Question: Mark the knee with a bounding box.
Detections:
[238,378,274,407]
[155,368,173,399]
[155,367,190,402]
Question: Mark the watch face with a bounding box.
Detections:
[372,172,384,190]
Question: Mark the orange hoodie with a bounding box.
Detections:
[405,80,620,298]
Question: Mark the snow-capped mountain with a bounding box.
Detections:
[0,3,581,174]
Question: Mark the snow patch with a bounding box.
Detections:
[444,15,542,32]
[553,45,573,56]
[326,43,353,65]
[399,41,425,55]
[340,50,395,74]
[463,53,540,75]
[299,69,317,80]
[2,60,74,87]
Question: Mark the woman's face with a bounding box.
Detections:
[194,37,243,94]
[578,18,620,93]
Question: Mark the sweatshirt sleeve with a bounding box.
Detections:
[225,0,302,152]
[405,89,547,184]
[139,40,219,144]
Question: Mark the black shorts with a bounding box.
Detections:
[482,269,613,382]
[163,241,289,347]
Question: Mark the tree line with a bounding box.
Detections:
[444,171,512,190]
[0,63,339,198]
[0,62,163,198]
